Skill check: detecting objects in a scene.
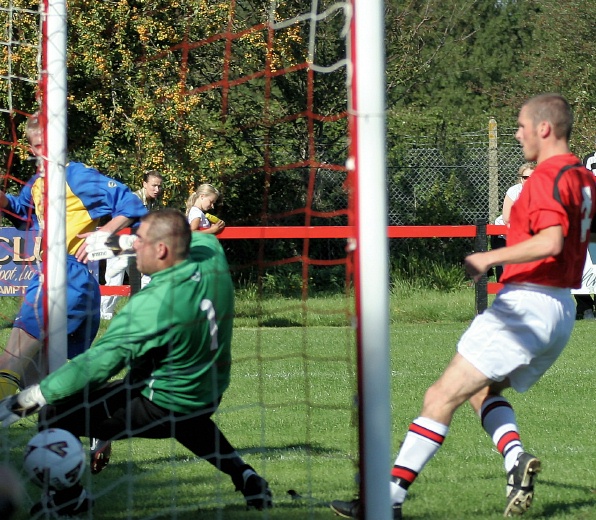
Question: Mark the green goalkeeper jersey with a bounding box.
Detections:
[40,233,234,413]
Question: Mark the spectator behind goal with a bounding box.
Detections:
[186,183,225,234]
[490,162,535,281]
[100,170,163,320]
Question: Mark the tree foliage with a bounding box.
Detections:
[3,0,596,288]
[385,0,596,155]
[4,0,596,202]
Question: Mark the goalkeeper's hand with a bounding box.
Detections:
[0,384,47,427]
[82,231,137,262]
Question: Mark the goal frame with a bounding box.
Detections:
[350,1,392,519]
[41,0,68,372]
[36,1,392,517]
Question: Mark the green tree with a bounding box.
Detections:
[385,0,537,135]
[510,0,596,154]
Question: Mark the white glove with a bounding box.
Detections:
[85,231,113,261]
[86,232,137,262]
[114,234,137,253]
[0,384,47,427]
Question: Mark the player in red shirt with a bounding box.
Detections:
[331,94,596,520]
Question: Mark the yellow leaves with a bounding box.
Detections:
[94,55,109,74]
[137,24,150,44]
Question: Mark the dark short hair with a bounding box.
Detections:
[143,170,163,182]
[141,209,190,259]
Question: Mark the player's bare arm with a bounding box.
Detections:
[465,225,564,282]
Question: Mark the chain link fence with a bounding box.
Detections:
[313,119,524,226]
[388,120,524,226]
[382,119,525,276]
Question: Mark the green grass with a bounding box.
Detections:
[1,289,595,519]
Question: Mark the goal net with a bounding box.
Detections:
[0,1,390,518]
[0,0,40,309]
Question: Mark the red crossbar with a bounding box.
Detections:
[217,225,482,239]
[100,285,131,296]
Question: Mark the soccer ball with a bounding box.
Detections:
[23,429,86,491]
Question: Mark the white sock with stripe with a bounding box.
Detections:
[390,416,449,504]
[480,396,523,472]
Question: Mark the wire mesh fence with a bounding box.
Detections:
[387,120,524,226]
[314,119,524,228]
[302,118,524,275]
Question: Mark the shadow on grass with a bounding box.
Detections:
[90,467,340,520]
[259,317,303,327]
[537,478,596,518]
[539,499,596,518]
[539,478,596,493]
[102,442,343,471]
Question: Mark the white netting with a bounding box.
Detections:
[0,2,357,519]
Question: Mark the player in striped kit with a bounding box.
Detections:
[332,94,596,519]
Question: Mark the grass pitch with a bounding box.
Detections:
[1,290,595,519]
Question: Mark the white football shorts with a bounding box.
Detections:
[457,283,575,392]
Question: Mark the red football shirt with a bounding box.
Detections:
[501,153,596,288]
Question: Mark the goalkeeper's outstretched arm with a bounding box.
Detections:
[0,385,46,427]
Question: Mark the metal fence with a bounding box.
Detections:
[313,119,524,228]
[387,119,524,226]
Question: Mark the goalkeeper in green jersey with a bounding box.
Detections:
[0,209,272,517]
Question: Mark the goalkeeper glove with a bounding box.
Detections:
[0,384,47,427]
[85,231,137,262]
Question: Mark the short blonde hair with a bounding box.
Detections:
[25,111,42,142]
[518,162,536,177]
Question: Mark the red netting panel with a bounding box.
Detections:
[0,1,40,328]
[137,2,352,297]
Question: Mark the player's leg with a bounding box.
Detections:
[34,383,130,517]
[334,289,534,518]
[332,353,493,519]
[470,387,541,518]
[0,272,45,398]
[52,258,105,472]
[47,388,273,509]
[1,260,99,399]
[573,294,594,320]
[469,382,525,473]
[0,328,43,398]
[389,354,493,508]
[466,285,574,516]
[174,409,273,510]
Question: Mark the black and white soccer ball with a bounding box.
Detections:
[23,428,86,490]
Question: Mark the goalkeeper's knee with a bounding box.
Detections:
[0,370,22,400]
